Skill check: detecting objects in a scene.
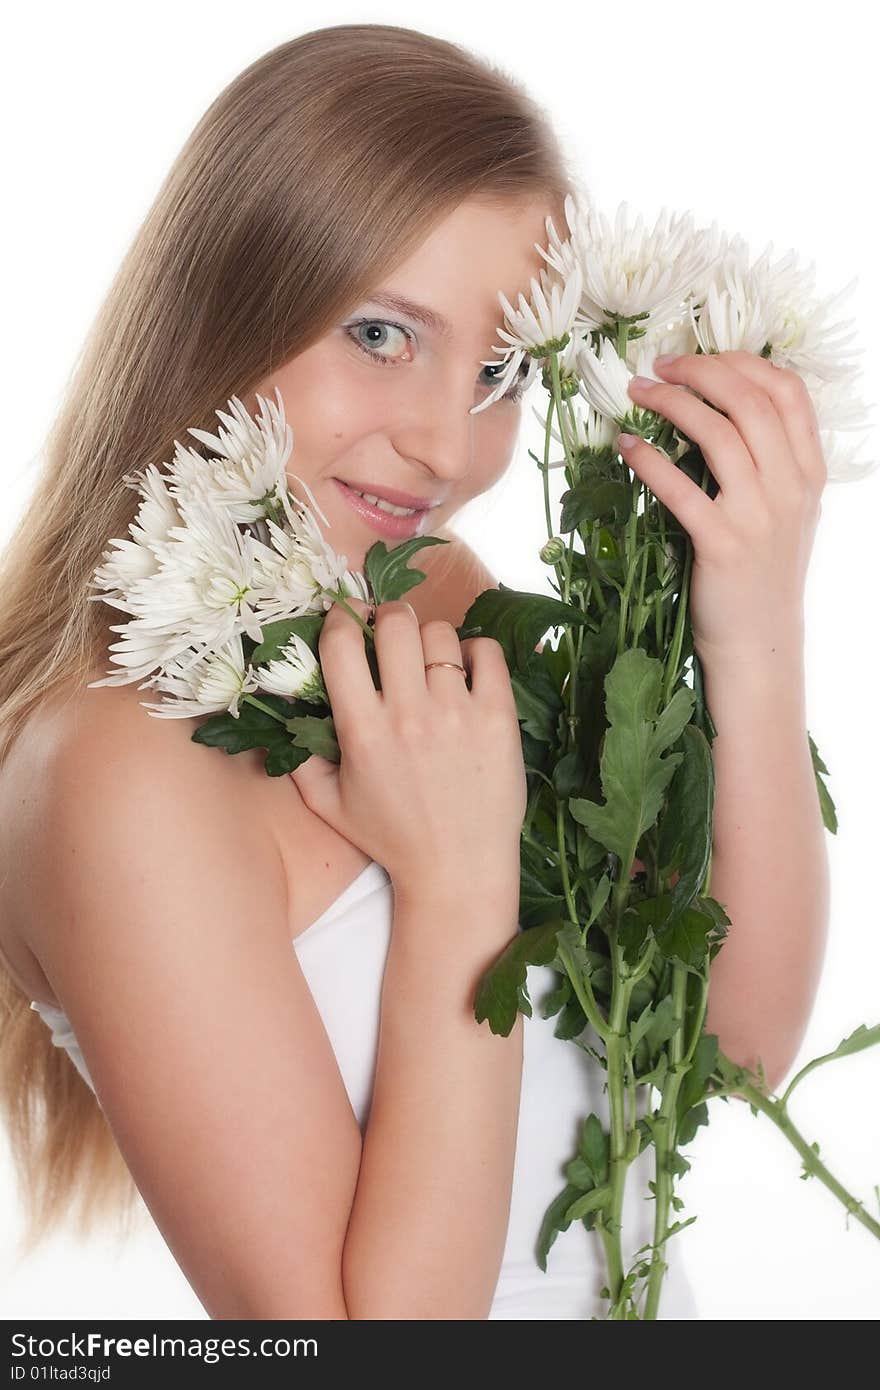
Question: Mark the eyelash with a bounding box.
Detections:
[344,317,532,403]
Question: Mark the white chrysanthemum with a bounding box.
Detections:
[469,263,584,416]
[688,254,777,357]
[88,463,184,598]
[809,374,876,434]
[137,634,261,719]
[575,335,654,425]
[531,396,619,468]
[253,633,328,705]
[248,498,370,622]
[86,621,184,688]
[88,483,275,688]
[623,320,699,376]
[541,193,726,335]
[691,239,864,386]
[819,427,878,482]
[809,377,879,481]
[169,387,332,531]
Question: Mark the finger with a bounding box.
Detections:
[372,600,446,706]
[617,432,717,548]
[643,353,802,504]
[461,635,517,714]
[421,619,471,699]
[288,750,340,824]
[627,368,767,503]
[317,595,380,740]
[714,350,828,491]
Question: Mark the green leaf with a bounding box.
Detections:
[458,584,591,671]
[630,993,680,1056]
[668,1149,691,1181]
[662,1216,698,1243]
[829,1021,880,1059]
[510,662,563,743]
[565,1157,597,1190]
[568,648,693,868]
[191,693,292,754]
[517,865,568,931]
[677,1100,709,1147]
[559,477,632,531]
[540,974,571,1020]
[536,1183,584,1270]
[633,1051,670,1091]
[578,1113,610,1186]
[249,612,325,667]
[286,714,340,762]
[263,739,312,777]
[656,722,715,927]
[554,994,590,1041]
[655,903,717,973]
[808,730,838,834]
[473,919,564,1036]
[363,535,449,602]
[676,1033,719,1129]
[564,1184,611,1223]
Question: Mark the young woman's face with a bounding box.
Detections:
[247,195,563,572]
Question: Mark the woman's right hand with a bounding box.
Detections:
[288,596,527,901]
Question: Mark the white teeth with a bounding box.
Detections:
[347,486,417,517]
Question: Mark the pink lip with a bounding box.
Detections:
[334,478,442,511]
[333,478,434,540]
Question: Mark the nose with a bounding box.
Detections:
[390,360,483,486]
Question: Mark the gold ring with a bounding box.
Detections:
[424,661,468,679]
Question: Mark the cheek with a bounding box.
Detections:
[279,366,378,467]
[471,409,520,488]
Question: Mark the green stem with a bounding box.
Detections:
[240,694,289,724]
[328,590,376,641]
[642,965,688,1320]
[714,1066,880,1242]
[547,352,582,740]
[595,936,638,1314]
[556,941,611,1046]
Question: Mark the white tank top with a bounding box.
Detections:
[30,858,699,1319]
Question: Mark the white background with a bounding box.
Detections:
[2,0,878,1321]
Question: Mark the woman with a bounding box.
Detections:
[0,23,700,1318]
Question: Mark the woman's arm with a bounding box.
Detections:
[697,636,830,1093]
[417,527,830,1094]
[342,873,524,1319]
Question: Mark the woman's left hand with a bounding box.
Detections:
[623,350,826,664]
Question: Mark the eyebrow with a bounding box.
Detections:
[362,290,455,340]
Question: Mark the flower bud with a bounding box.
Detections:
[540,537,566,565]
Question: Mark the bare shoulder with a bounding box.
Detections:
[408,524,499,628]
[1,673,295,976]
[17,673,292,844]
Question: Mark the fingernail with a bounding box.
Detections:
[618,433,637,449]
[653,354,679,368]
[629,375,660,390]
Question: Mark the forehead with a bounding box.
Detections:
[361,196,560,341]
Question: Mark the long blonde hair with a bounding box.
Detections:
[0,22,576,1257]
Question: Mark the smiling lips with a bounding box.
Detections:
[336,478,443,512]
[333,478,438,539]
